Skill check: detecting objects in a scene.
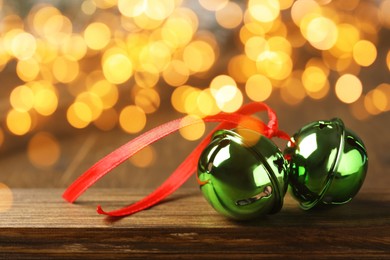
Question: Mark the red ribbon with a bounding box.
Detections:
[62,102,290,217]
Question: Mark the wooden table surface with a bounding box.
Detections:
[0,188,389,259]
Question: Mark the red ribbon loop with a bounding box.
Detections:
[62,102,290,217]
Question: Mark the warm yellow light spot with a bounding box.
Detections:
[16,58,40,82]
[162,60,189,87]
[10,85,34,112]
[94,108,118,131]
[162,17,194,49]
[134,65,160,88]
[171,85,195,113]
[267,36,292,55]
[184,88,202,115]
[335,74,362,104]
[199,0,228,11]
[118,0,145,17]
[6,109,31,135]
[67,102,92,129]
[290,0,320,26]
[210,75,237,97]
[248,0,280,23]
[371,87,388,112]
[228,54,257,84]
[237,127,262,147]
[279,0,294,10]
[29,81,58,116]
[387,50,390,71]
[349,97,371,121]
[280,71,306,105]
[306,80,329,100]
[119,105,146,134]
[364,91,381,115]
[129,145,156,168]
[215,85,243,113]
[215,1,243,29]
[183,40,215,73]
[52,57,79,83]
[179,115,205,141]
[10,32,36,60]
[89,80,118,109]
[81,0,96,15]
[352,40,377,67]
[257,51,292,80]
[0,183,13,213]
[197,89,220,116]
[245,36,268,61]
[76,92,103,121]
[139,41,171,72]
[330,23,360,57]
[134,88,160,114]
[379,0,390,28]
[302,66,327,93]
[376,83,390,111]
[133,12,164,30]
[144,0,175,20]
[84,22,111,50]
[28,132,60,168]
[302,16,338,50]
[93,0,117,9]
[103,53,133,84]
[62,34,87,61]
[245,74,272,101]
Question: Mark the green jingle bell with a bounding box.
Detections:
[197,128,288,220]
[284,118,368,210]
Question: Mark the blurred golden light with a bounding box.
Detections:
[134,88,160,114]
[184,87,203,115]
[119,105,146,134]
[134,65,160,88]
[6,109,32,136]
[76,92,104,121]
[197,89,220,116]
[118,0,145,18]
[279,0,294,10]
[331,23,360,57]
[387,50,390,71]
[10,32,37,60]
[349,96,371,121]
[93,0,117,9]
[171,85,195,113]
[27,132,61,168]
[129,145,156,168]
[102,53,133,84]
[0,183,13,213]
[84,22,111,50]
[16,58,40,82]
[210,74,237,96]
[139,41,171,72]
[62,34,88,61]
[52,56,80,83]
[256,50,292,80]
[199,0,228,11]
[228,54,257,84]
[306,80,330,100]
[267,36,292,55]
[133,13,164,30]
[335,74,362,104]
[81,0,97,15]
[179,115,205,141]
[32,5,61,36]
[93,108,118,131]
[162,16,194,49]
[215,1,243,29]
[30,81,58,116]
[301,16,338,50]
[0,128,4,148]
[353,40,377,67]
[67,102,92,129]
[144,0,175,20]
[215,85,243,113]
[89,80,118,109]
[291,0,320,26]
[377,83,390,111]
[162,59,189,86]
[183,40,215,73]
[248,0,280,23]
[280,71,306,105]
[302,65,327,93]
[10,85,34,112]
[379,0,390,28]
[245,36,268,61]
[364,91,382,115]
[245,74,273,101]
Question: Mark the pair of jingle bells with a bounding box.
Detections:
[197,118,368,220]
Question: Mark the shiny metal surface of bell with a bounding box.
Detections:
[284,118,368,210]
[197,129,288,220]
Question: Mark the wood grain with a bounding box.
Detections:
[0,188,389,259]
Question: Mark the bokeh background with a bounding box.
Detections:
[0,0,389,209]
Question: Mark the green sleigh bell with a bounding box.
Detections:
[284,118,368,210]
[197,128,288,220]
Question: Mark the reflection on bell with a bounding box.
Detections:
[284,118,368,210]
[197,128,288,220]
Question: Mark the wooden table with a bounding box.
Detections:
[0,188,389,259]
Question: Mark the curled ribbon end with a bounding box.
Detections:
[62,192,76,203]
[97,205,107,215]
